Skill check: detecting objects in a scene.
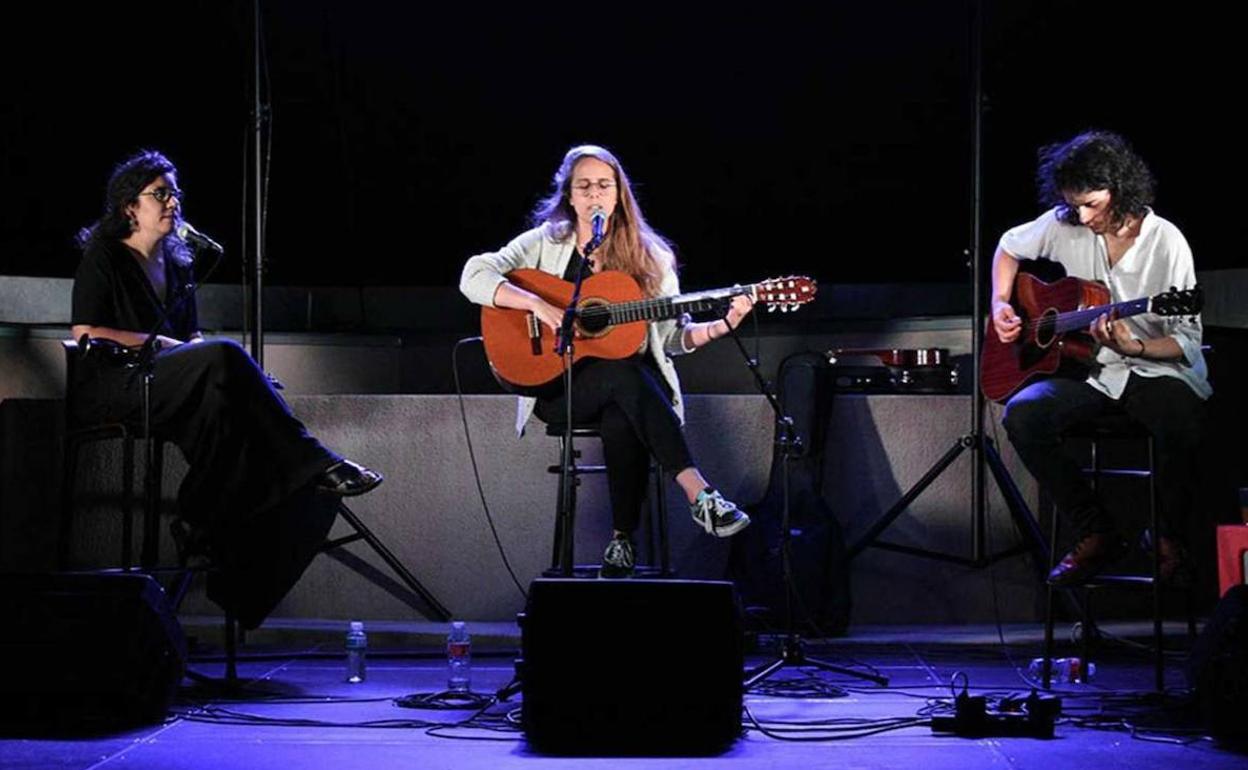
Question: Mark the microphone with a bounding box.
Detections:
[590,206,607,241]
[176,221,224,253]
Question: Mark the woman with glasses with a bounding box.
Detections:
[460,144,753,578]
[70,149,382,625]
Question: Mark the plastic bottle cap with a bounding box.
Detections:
[350,621,364,632]
[451,621,465,630]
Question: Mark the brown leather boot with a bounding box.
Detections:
[1047,532,1127,586]
[1158,537,1192,585]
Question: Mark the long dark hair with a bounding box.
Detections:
[1037,130,1155,226]
[530,144,675,298]
[77,149,192,266]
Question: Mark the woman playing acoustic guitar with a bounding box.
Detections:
[990,131,1210,587]
[460,144,753,577]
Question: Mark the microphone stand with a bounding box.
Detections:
[129,331,162,569]
[716,303,887,688]
[249,0,269,367]
[551,229,604,574]
[497,227,604,701]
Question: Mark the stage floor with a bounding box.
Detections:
[3,623,1243,770]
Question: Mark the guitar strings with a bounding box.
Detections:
[577,297,702,324]
[1016,299,1150,336]
[573,278,810,324]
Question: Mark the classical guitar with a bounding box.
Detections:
[980,264,1202,403]
[481,268,816,391]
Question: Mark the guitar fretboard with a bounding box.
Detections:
[581,285,755,325]
[1030,297,1151,335]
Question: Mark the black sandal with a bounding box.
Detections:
[317,460,384,497]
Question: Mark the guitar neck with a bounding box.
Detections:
[602,285,754,325]
[1052,297,1150,334]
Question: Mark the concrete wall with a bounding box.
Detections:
[2,390,1044,627]
[4,272,1239,631]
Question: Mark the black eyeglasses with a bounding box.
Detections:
[572,180,616,196]
[139,187,184,204]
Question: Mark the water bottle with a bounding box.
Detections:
[345,620,368,683]
[447,621,472,693]
[1026,656,1096,683]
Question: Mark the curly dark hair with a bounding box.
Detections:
[77,149,191,265]
[1037,130,1155,226]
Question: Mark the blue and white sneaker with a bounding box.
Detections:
[690,489,750,537]
[600,535,636,578]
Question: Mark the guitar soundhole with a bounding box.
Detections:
[1034,308,1058,348]
[576,298,611,337]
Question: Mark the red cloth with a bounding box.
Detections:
[1216,524,1248,598]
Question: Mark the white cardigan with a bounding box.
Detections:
[460,225,695,435]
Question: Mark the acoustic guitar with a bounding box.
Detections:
[481,268,816,391]
[980,264,1202,403]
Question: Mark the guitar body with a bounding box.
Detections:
[480,268,649,391]
[980,265,1110,404]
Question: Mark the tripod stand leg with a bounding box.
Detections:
[743,656,787,690]
[744,637,888,688]
[336,502,452,621]
[982,437,1049,577]
[847,437,971,561]
[804,654,889,686]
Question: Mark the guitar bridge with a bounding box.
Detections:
[527,313,542,356]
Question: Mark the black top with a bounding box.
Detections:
[562,249,595,282]
[71,239,198,341]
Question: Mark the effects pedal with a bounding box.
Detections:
[930,689,1061,738]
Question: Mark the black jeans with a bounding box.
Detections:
[535,357,695,533]
[1002,373,1206,541]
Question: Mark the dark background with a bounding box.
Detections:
[1,1,1240,293]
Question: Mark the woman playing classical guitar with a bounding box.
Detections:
[990,131,1210,587]
[460,144,753,577]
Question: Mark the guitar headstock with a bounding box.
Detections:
[1150,285,1203,317]
[754,276,817,312]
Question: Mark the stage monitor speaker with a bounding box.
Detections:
[0,572,187,732]
[1187,584,1248,745]
[519,578,743,755]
